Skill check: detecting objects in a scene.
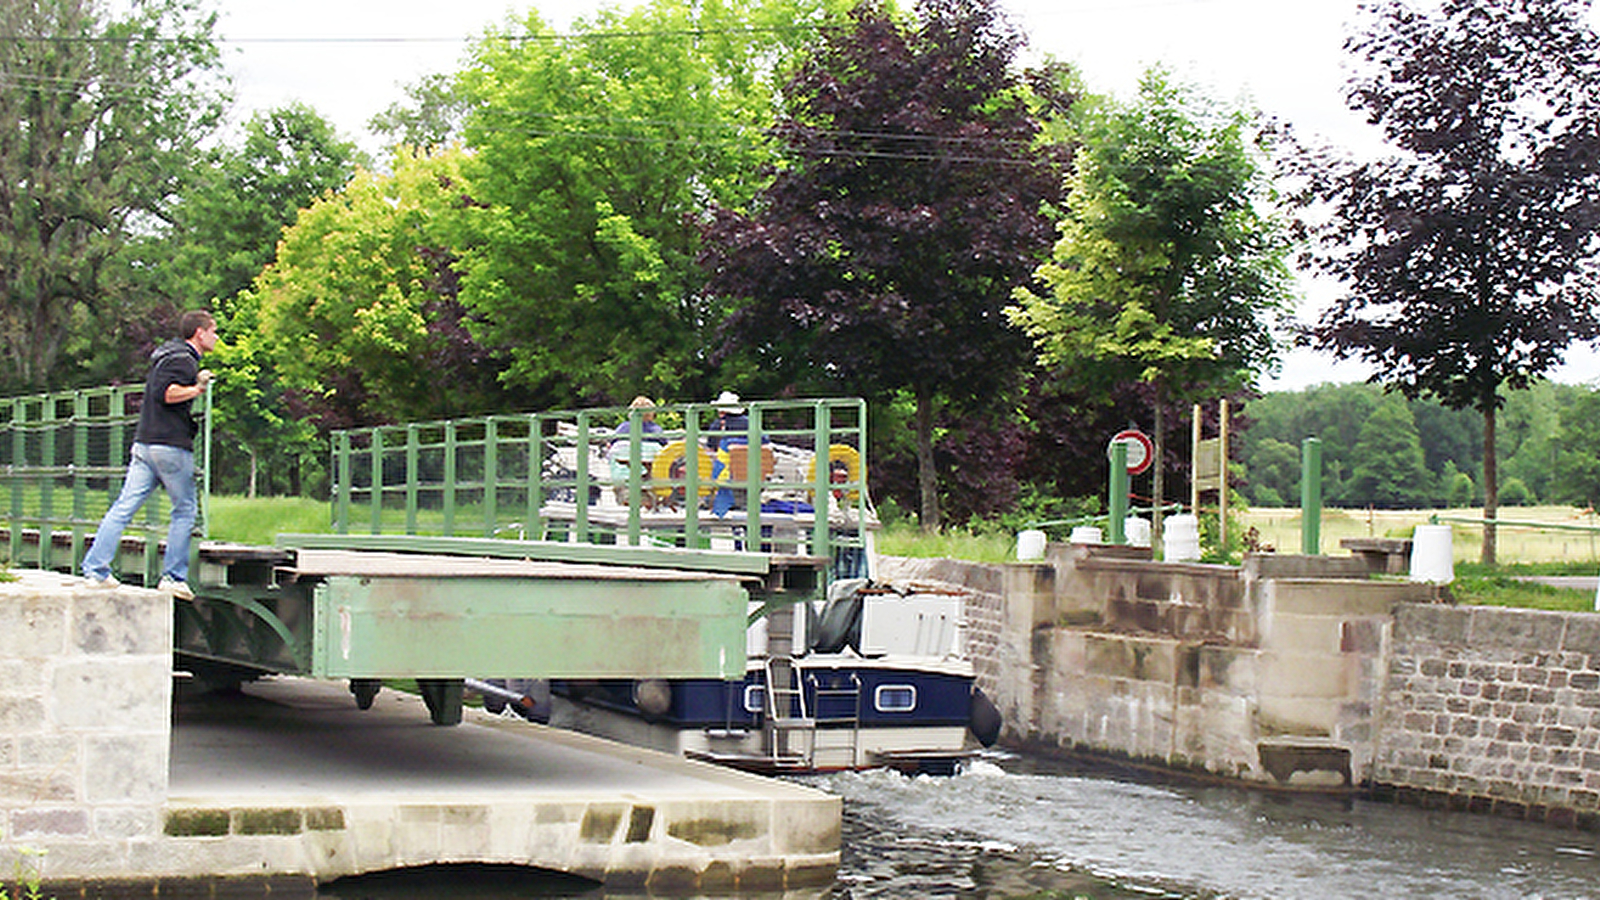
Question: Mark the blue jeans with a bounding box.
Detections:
[80,443,197,583]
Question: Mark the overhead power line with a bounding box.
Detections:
[0,23,835,46]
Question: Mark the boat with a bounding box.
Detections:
[546,576,1001,775]
[479,397,1001,773]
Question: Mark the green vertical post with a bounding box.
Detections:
[39,396,56,570]
[9,398,23,564]
[1109,441,1129,545]
[443,421,457,536]
[1301,437,1322,555]
[405,425,419,535]
[574,412,591,543]
[333,431,351,534]
[625,408,643,546]
[812,402,832,568]
[483,419,498,538]
[72,391,89,567]
[745,405,762,551]
[369,430,385,535]
[684,411,701,548]
[530,416,546,541]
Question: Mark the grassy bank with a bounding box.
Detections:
[1244,505,1600,566]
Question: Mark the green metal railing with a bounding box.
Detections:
[329,398,874,572]
[0,384,211,577]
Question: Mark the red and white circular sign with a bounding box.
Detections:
[1108,429,1155,475]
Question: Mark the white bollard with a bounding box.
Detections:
[1069,525,1103,544]
[1163,514,1201,562]
[1409,524,1455,584]
[1016,529,1047,561]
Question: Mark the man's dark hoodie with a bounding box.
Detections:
[135,338,202,451]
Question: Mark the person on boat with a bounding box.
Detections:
[608,396,666,506]
[706,390,750,452]
[608,395,665,456]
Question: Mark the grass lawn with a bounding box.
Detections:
[1244,505,1600,566]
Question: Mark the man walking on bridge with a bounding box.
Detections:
[81,310,218,599]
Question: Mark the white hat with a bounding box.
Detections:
[712,390,744,414]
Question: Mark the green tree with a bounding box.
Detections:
[1550,387,1600,508]
[1345,394,1432,508]
[120,104,362,494]
[160,103,362,306]
[0,0,228,391]
[248,147,510,426]
[454,0,847,408]
[1287,0,1600,563]
[1009,69,1293,537]
[1243,437,1301,507]
[701,0,1068,529]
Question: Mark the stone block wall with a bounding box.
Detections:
[886,547,1432,788]
[875,556,1006,698]
[1375,604,1600,825]
[0,571,172,877]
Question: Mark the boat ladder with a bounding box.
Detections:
[763,659,863,769]
[807,671,862,770]
[763,657,815,768]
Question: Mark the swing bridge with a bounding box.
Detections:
[0,387,873,725]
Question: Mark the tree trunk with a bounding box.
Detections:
[1481,406,1497,566]
[914,389,941,532]
[247,448,259,500]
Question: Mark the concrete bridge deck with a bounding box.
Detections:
[0,568,838,897]
[155,675,840,894]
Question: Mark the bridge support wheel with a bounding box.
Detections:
[349,679,381,710]
[418,678,464,726]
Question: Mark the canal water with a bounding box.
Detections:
[322,751,1600,900]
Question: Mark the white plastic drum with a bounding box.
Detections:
[1409,524,1455,584]
[1016,529,1047,561]
[1124,517,1151,548]
[1069,525,1104,544]
[1163,514,1201,562]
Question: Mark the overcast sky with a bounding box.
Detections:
[207,0,1600,391]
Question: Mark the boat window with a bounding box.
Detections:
[743,685,766,714]
[874,684,917,712]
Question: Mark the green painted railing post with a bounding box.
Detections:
[369,431,384,535]
[39,396,57,570]
[1301,437,1322,555]
[812,402,832,567]
[333,431,351,534]
[443,421,457,536]
[745,405,762,551]
[529,416,546,541]
[625,407,643,546]
[483,419,498,538]
[405,425,420,535]
[9,398,22,564]
[72,391,89,566]
[1109,441,1129,545]
[574,413,591,543]
[684,412,701,548]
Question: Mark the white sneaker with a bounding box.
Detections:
[86,574,119,589]
[157,577,194,600]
